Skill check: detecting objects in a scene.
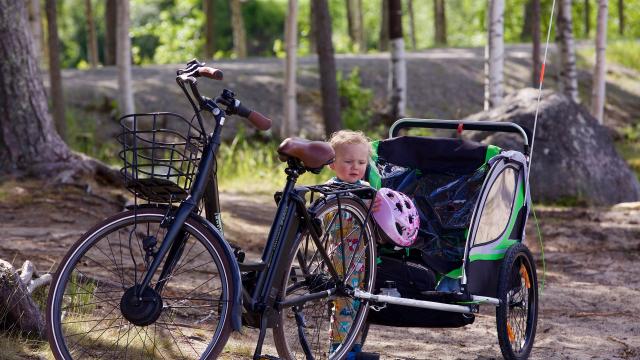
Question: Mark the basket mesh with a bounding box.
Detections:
[118,112,205,203]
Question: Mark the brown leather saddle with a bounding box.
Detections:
[277,137,335,171]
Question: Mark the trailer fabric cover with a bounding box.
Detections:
[373,136,496,275]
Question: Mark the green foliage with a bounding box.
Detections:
[51,0,640,68]
[65,109,120,165]
[607,39,640,72]
[337,67,373,131]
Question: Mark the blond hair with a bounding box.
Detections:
[328,130,371,156]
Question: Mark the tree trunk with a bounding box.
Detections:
[204,0,215,59]
[283,0,298,138]
[521,0,533,41]
[0,0,72,174]
[308,4,316,53]
[532,0,541,87]
[557,0,579,103]
[434,0,447,45]
[104,0,117,66]
[357,0,365,52]
[584,0,590,37]
[85,0,99,68]
[346,0,365,52]
[618,0,624,36]
[230,0,247,58]
[0,0,122,182]
[388,0,406,121]
[485,0,505,110]
[312,0,342,137]
[591,0,607,124]
[379,0,389,51]
[26,0,42,63]
[116,0,134,115]
[45,0,66,140]
[407,0,417,50]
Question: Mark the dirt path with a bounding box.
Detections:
[1,181,639,359]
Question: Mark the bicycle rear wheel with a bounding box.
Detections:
[46,208,233,360]
[273,197,376,360]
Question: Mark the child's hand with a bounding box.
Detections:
[372,195,382,213]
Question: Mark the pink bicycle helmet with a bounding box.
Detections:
[372,188,420,247]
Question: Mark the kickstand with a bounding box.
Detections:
[293,306,314,360]
[253,314,270,360]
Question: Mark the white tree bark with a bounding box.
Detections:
[389,37,406,118]
[282,0,298,138]
[230,0,247,58]
[591,0,607,124]
[557,0,579,103]
[485,0,505,110]
[116,0,134,115]
[387,0,405,120]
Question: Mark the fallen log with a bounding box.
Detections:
[0,259,51,338]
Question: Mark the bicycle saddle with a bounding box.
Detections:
[277,137,335,170]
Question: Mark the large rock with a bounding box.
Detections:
[466,88,640,206]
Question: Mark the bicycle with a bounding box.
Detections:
[46,59,378,360]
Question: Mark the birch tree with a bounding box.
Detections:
[388,0,406,120]
[312,0,342,137]
[85,0,99,68]
[485,0,505,110]
[282,0,298,138]
[230,0,247,59]
[45,0,66,140]
[116,0,134,115]
[556,0,579,103]
[591,0,608,124]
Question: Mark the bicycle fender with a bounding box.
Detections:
[190,213,243,332]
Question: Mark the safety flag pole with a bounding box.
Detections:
[527,0,557,183]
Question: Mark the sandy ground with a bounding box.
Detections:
[1,181,639,359]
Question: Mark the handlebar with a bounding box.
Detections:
[176,59,272,131]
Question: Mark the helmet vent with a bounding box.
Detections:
[395,202,403,212]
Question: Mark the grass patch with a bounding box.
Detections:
[0,333,51,360]
[217,129,332,194]
[577,39,640,72]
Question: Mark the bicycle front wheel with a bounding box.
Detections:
[273,196,376,360]
[46,208,234,360]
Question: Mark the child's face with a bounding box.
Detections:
[330,143,369,183]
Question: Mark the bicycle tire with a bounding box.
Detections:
[273,196,376,360]
[496,243,538,360]
[46,208,234,360]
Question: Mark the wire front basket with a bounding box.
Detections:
[118,112,205,203]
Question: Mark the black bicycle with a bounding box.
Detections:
[46,59,377,360]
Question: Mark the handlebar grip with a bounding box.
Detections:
[236,103,271,130]
[247,111,272,131]
[198,67,223,80]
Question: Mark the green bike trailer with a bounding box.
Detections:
[362,118,538,359]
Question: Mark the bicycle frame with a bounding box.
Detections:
[131,71,374,358]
